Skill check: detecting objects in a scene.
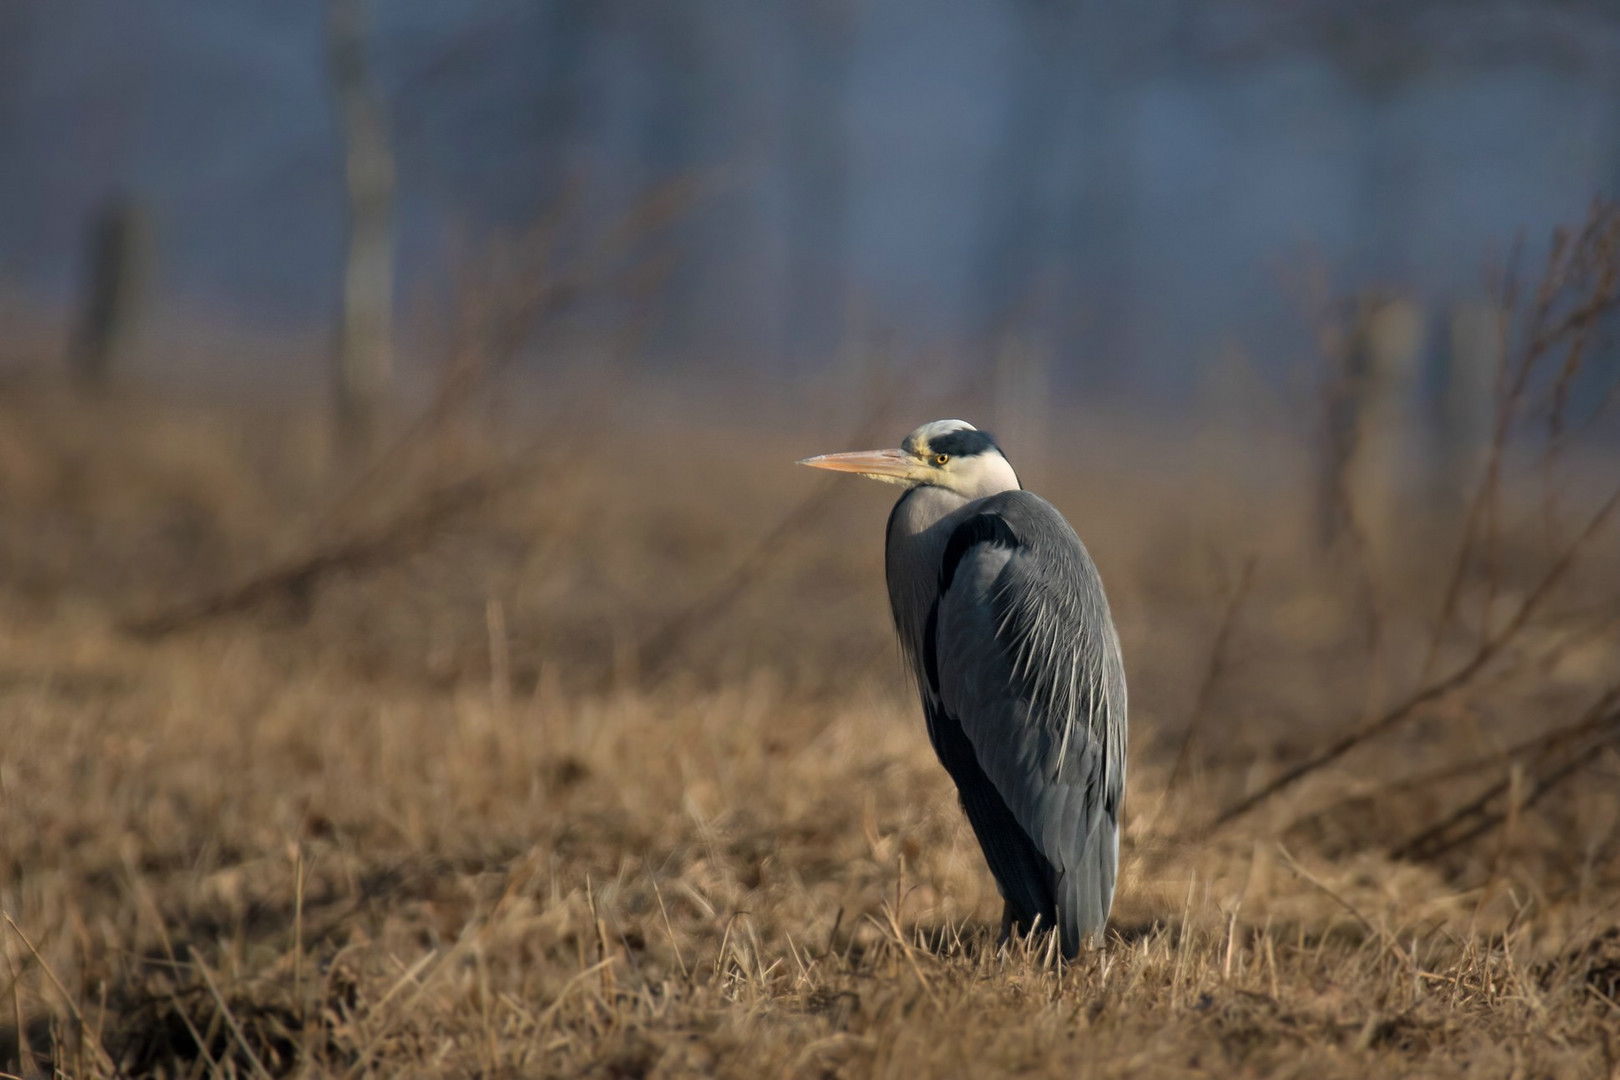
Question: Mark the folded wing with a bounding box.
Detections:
[927,491,1127,955]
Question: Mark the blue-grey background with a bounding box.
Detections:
[3,1,1618,399]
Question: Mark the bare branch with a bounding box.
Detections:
[1212,472,1620,832]
[1169,556,1256,789]
[121,466,518,639]
[1391,684,1620,863]
[635,373,912,680]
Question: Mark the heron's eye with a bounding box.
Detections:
[934,453,950,466]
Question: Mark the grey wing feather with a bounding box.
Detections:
[932,491,1127,953]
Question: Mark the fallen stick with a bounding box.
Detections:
[121,468,512,640]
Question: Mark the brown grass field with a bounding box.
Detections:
[3,227,1620,1077]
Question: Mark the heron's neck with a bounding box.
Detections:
[887,484,969,545]
[883,485,966,675]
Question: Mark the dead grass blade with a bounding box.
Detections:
[2,914,116,1076]
[1,941,33,1079]
[340,943,467,1080]
[188,949,274,1080]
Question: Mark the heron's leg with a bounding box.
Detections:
[999,901,1015,948]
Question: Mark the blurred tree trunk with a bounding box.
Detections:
[1430,302,1499,512]
[328,0,395,465]
[970,1,1076,349]
[0,5,33,142]
[70,197,150,390]
[1318,296,1424,563]
[633,0,728,360]
[971,2,1133,391]
[781,0,852,367]
[1061,77,1135,392]
[535,0,595,206]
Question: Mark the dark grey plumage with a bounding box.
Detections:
[801,419,1127,957]
[890,488,1125,956]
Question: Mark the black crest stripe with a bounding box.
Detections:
[929,429,999,459]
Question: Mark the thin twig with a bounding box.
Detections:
[1275,847,1426,982]
[1412,204,1620,684]
[1290,626,1620,816]
[122,465,518,638]
[1392,685,1620,862]
[1169,556,1256,788]
[310,176,696,541]
[635,376,910,678]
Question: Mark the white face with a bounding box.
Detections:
[903,421,1021,498]
[799,419,1021,498]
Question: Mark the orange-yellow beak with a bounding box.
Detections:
[797,447,921,483]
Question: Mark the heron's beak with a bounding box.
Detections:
[797,447,922,484]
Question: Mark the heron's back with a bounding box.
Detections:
[884,486,1127,955]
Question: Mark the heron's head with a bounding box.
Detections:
[798,419,1020,498]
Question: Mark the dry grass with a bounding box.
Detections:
[3,226,1620,1075]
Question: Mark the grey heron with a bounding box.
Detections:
[801,419,1126,957]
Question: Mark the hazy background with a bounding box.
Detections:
[4,0,1620,403]
[7,7,1620,1076]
